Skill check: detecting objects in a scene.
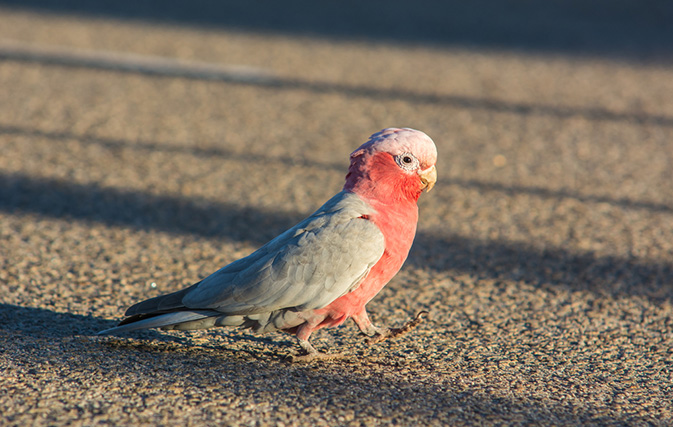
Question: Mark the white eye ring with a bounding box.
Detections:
[395,152,419,171]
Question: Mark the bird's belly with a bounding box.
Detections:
[310,249,406,328]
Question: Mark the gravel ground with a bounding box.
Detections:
[1,5,673,426]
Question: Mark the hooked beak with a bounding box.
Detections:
[419,165,437,192]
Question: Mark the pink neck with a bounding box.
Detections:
[343,152,423,205]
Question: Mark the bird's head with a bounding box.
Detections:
[344,128,438,203]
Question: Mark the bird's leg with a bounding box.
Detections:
[351,309,387,337]
[352,309,429,345]
[287,324,344,363]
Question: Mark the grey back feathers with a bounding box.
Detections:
[99,191,384,335]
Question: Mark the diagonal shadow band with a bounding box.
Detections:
[409,231,673,300]
[446,179,673,214]
[2,123,672,214]
[1,172,671,299]
[0,171,302,245]
[1,0,673,61]
[1,41,672,128]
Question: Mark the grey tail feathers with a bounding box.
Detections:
[98,310,218,335]
[98,281,206,335]
[123,282,201,317]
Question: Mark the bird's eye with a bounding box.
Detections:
[395,153,419,171]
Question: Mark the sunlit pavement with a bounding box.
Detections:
[1,4,672,425]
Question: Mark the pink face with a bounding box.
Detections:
[346,128,438,198]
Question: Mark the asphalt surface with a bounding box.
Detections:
[1,5,673,426]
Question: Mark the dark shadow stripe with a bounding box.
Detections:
[2,124,671,214]
[410,231,673,301]
[1,42,673,127]
[444,178,673,214]
[0,171,302,244]
[0,171,670,299]
[1,0,672,61]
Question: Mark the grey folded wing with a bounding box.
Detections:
[182,191,385,314]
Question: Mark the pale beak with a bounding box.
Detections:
[419,165,437,192]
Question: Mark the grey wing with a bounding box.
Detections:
[182,191,385,314]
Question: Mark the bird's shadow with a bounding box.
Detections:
[0,303,658,425]
[0,303,321,360]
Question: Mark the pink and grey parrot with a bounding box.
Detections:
[99,128,438,361]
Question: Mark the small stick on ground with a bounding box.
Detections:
[368,311,429,345]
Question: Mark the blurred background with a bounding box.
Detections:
[2,0,673,59]
[1,1,673,425]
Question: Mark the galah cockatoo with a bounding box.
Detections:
[99,128,438,361]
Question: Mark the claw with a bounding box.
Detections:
[367,311,429,345]
[288,337,345,363]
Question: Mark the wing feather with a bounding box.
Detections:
[182,191,384,314]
